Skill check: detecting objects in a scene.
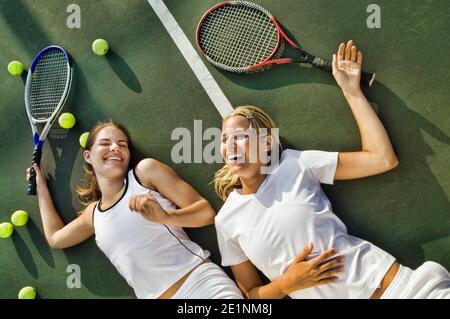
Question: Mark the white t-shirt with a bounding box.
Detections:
[93,169,210,299]
[215,149,395,299]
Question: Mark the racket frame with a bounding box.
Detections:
[196,1,375,86]
[25,45,73,195]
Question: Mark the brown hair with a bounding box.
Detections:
[214,105,279,201]
[76,120,132,206]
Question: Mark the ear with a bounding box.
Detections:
[83,150,92,164]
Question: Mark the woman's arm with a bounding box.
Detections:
[27,164,94,249]
[129,159,215,227]
[231,244,344,299]
[332,40,399,181]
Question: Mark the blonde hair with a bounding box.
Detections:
[76,120,132,206]
[214,105,279,201]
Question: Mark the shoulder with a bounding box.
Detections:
[215,193,240,224]
[134,158,170,188]
[282,148,301,159]
[80,201,97,227]
[135,158,163,172]
[283,149,337,166]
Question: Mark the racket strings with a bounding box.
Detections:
[29,50,68,120]
[199,3,278,72]
[204,6,274,66]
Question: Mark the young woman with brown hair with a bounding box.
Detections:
[27,120,242,299]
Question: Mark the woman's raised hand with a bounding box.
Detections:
[332,40,363,96]
[129,192,169,224]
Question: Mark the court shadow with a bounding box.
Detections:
[107,50,142,94]
[11,231,39,279]
[26,217,55,268]
[220,59,336,91]
[20,70,28,85]
[0,0,51,52]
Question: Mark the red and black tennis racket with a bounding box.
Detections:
[196,1,375,86]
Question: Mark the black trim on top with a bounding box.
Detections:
[92,201,98,231]
[163,225,206,262]
[132,168,145,188]
[97,174,129,212]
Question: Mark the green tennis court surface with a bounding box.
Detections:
[0,0,449,298]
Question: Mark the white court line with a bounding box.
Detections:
[147,0,233,118]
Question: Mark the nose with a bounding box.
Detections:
[224,135,237,153]
[110,142,120,151]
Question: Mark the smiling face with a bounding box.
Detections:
[220,115,271,179]
[83,126,131,179]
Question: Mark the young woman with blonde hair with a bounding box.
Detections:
[27,120,243,299]
[214,41,450,299]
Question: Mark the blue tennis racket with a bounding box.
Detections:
[25,45,73,195]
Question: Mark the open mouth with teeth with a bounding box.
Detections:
[227,154,244,162]
[103,156,124,163]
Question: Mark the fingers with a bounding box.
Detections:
[26,164,42,181]
[137,196,146,211]
[309,247,338,267]
[345,40,352,60]
[129,195,137,211]
[357,50,363,65]
[337,43,345,62]
[318,255,344,273]
[129,193,157,212]
[317,266,344,281]
[294,243,314,263]
[26,167,32,180]
[350,45,357,62]
[129,195,143,212]
[317,276,338,285]
[340,40,361,63]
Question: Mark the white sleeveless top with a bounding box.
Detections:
[93,169,210,299]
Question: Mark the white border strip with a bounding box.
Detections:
[147,0,233,118]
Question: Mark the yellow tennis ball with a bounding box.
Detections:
[58,112,76,129]
[79,132,90,148]
[11,210,29,227]
[92,39,109,56]
[18,286,37,299]
[0,222,14,239]
[7,61,24,76]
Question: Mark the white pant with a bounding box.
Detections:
[171,262,243,299]
[381,262,450,299]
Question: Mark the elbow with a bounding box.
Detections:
[204,208,216,226]
[387,155,399,170]
[47,237,63,250]
[201,199,216,226]
[47,241,59,249]
[381,154,399,172]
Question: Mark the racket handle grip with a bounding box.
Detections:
[312,57,376,87]
[27,147,42,196]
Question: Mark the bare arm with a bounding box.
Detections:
[129,159,215,227]
[332,40,399,181]
[231,244,344,299]
[27,164,94,249]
